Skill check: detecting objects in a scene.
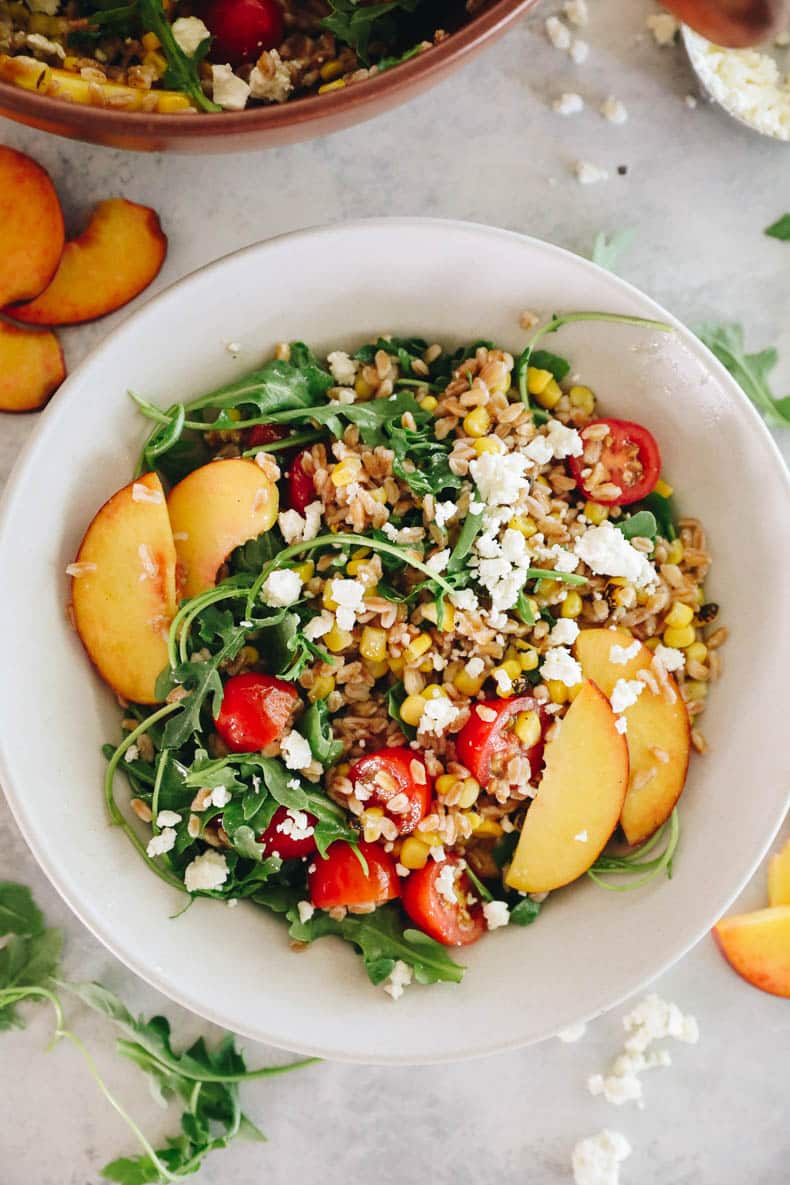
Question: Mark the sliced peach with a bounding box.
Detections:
[167,459,279,599]
[8,198,167,326]
[505,680,629,894]
[0,145,64,307]
[768,839,790,908]
[575,628,691,846]
[713,907,790,998]
[0,319,65,412]
[71,472,177,704]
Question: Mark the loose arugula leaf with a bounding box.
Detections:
[764,214,790,241]
[137,0,220,113]
[158,622,246,750]
[0,882,44,937]
[589,809,680,891]
[302,700,344,766]
[615,509,657,542]
[321,0,421,63]
[265,611,333,681]
[188,346,333,421]
[447,510,484,574]
[515,589,536,626]
[591,227,636,273]
[636,490,677,541]
[695,322,790,428]
[529,349,571,383]
[354,335,428,374]
[508,896,542,926]
[230,528,282,575]
[0,928,63,1030]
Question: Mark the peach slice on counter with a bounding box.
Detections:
[8,198,167,326]
[0,145,65,308]
[505,680,629,894]
[71,473,177,705]
[575,628,691,846]
[713,908,790,999]
[167,459,279,599]
[768,839,790,908]
[0,319,65,412]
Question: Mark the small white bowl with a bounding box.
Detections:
[0,220,788,1064]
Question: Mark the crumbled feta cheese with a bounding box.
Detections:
[469,498,485,515]
[685,93,698,109]
[569,37,589,63]
[261,568,303,608]
[574,830,589,843]
[25,32,65,58]
[558,1020,587,1042]
[610,678,645,714]
[426,548,451,574]
[211,64,250,111]
[563,0,588,26]
[615,717,628,734]
[483,900,510,930]
[124,744,140,764]
[465,656,485,678]
[434,500,458,529]
[327,350,358,386]
[184,850,229,893]
[525,434,554,466]
[278,501,322,545]
[435,862,458,904]
[575,160,609,185]
[572,1130,632,1185]
[647,11,679,46]
[171,15,210,56]
[546,15,571,49]
[546,420,583,459]
[493,666,513,695]
[226,341,241,356]
[383,959,413,1000]
[381,522,425,544]
[210,786,232,808]
[277,808,315,842]
[429,845,446,862]
[541,647,583,687]
[303,611,334,641]
[450,588,479,612]
[146,828,177,857]
[601,96,628,124]
[248,50,293,103]
[470,450,531,507]
[653,643,685,673]
[574,521,656,587]
[329,578,366,631]
[549,545,579,573]
[610,639,641,665]
[501,527,529,565]
[419,697,460,737]
[296,900,315,924]
[553,92,585,115]
[156,810,182,828]
[395,863,409,877]
[549,618,580,647]
[280,731,313,771]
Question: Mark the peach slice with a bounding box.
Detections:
[71,472,177,704]
[505,680,629,894]
[575,628,691,846]
[167,459,279,599]
[0,146,64,307]
[768,839,790,908]
[8,198,167,326]
[713,907,790,998]
[0,319,65,412]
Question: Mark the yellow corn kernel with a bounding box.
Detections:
[156,92,193,113]
[663,625,696,650]
[63,55,80,71]
[322,584,338,611]
[422,683,449,701]
[569,385,596,415]
[469,815,503,838]
[308,674,335,703]
[388,655,405,675]
[237,645,259,666]
[414,829,442,847]
[644,636,660,651]
[514,710,541,749]
[419,394,438,412]
[346,558,368,577]
[436,773,458,795]
[365,659,390,680]
[684,680,708,702]
[666,539,684,565]
[535,578,561,599]
[335,762,350,778]
[141,30,161,50]
[584,501,609,525]
[665,601,694,629]
[354,375,373,400]
[420,600,455,632]
[561,591,583,618]
[655,478,674,499]
[546,679,570,704]
[613,586,635,608]
[324,624,353,653]
[685,641,708,664]
[519,647,540,673]
[418,659,434,673]
[456,778,481,809]
[352,547,371,559]
[534,475,550,488]
[454,668,485,697]
[293,560,315,583]
[370,487,387,504]
[330,456,362,487]
[318,78,346,94]
[535,378,563,410]
[143,49,167,76]
[526,367,553,396]
[319,57,343,81]
[400,694,427,727]
[502,659,521,681]
[508,514,537,538]
[462,407,492,438]
[399,837,430,870]
[360,626,387,663]
[406,633,432,660]
[473,435,505,455]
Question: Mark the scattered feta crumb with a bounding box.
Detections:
[546,419,583,459]
[465,656,485,678]
[280,731,313,772]
[248,50,293,103]
[124,744,140,764]
[601,96,628,124]
[563,0,588,26]
[546,15,571,49]
[184,850,229,893]
[303,611,334,641]
[684,93,698,109]
[559,1020,587,1042]
[569,37,589,64]
[653,643,685,673]
[297,900,315,924]
[541,646,583,687]
[434,500,459,529]
[156,810,182,828]
[330,578,366,631]
[277,808,314,841]
[210,786,232,809]
[469,451,531,507]
[426,548,451,575]
[419,697,460,737]
[383,959,413,1000]
[429,844,446,862]
[483,900,510,930]
[146,828,177,857]
[395,863,410,877]
[525,434,554,466]
[327,350,358,386]
[575,160,609,185]
[615,717,628,734]
[610,639,641,665]
[549,618,580,647]
[574,830,589,843]
[451,588,479,612]
[549,545,579,573]
[435,862,458,904]
[261,568,303,608]
[572,1130,631,1185]
[24,32,65,58]
[553,92,585,115]
[211,64,249,111]
[277,501,322,545]
[225,341,241,357]
[647,11,679,46]
[610,678,645,714]
[574,521,656,587]
[171,15,210,56]
[227,898,239,908]
[493,666,514,695]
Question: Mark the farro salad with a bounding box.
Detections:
[69,312,725,998]
[0,0,483,114]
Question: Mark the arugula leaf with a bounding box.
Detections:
[158,623,246,750]
[302,700,344,766]
[764,214,790,241]
[387,412,460,498]
[188,346,333,421]
[615,509,657,542]
[354,336,428,374]
[137,0,220,113]
[447,510,484,574]
[591,228,636,273]
[321,0,421,63]
[508,896,542,926]
[0,882,44,937]
[265,611,333,681]
[386,679,416,740]
[695,322,790,428]
[529,349,571,383]
[515,589,536,626]
[636,490,676,542]
[230,528,282,575]
[0,883,63,1030]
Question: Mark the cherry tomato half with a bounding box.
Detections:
[308,841,400,910]
[201,0,283,65]
[244,422,289,450]
[401,858,485,947]
[348,747,432,836]
[567,418,661,506]
[287,448,316,513]
[455,696,546,789]
[259,804,317,860]
[214,672,300,753]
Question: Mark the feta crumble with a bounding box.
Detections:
[249,50,293,103]
[261,568,303,608]
[546,419,583,459]
[156,810,182,827]
[575,160,609,185]
[569,38,589,64]
[572,1130,631,1185]
[146,828,177,857]
[587,994,699,1109]
[211,64,250,111]
[469,451,531,507]
[525,435,554,466]
[483,900,510,930]
[574,521,656,587]
[327,350,358,386]
[426,548,451,575]
[549,544,579,573]
[653,643,685,673]
[435,862,458,904]
[303,611,334,641]
[383,959,413,1000]
[541,647,583,687]
[546,15,571,49]
[614,717,628,735]
[610,678,645,714]
[563,0,588,26]
[553,92,585,115]
[184,850,229,893]
[210,786,232,808]
[278,501,322,545]
[647,11,679,46]
[329,578,366,631]
[171,15,210,56]
[465,656,485,678]
[601,96,628,124]
[280,731,313,771]
[549,618,580,647]
[434,500,459,529]
[419,697,460,737]
[609,639,641,665]
[296,900,315,924]
[574,830,589,843]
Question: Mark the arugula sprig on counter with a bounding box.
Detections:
[695,322,790,428]
[764,214,790,241]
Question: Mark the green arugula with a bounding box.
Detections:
[764,214,790,241]
[588,809,680,891]
[302,699,344,766]
[529,349,571,383]
[447,510,484,574]
[695,322,790,428]
[591,228,636,273]
[321,0,421,64]
[508,896,542,926]
[636,490,676,542]
[615,509,658,542]
[386,679,416,740]
[387,411,460,498]
[138,0,220,113]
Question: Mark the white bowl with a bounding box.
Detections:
[1,220,788,1064]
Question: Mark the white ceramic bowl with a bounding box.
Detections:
[1,220,788,1064]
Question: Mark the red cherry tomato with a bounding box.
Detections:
[348,747,432,836]
[244,423,289,450]
[567,418,661,506]
[259,804,317,860]
[309,841,400,910]
[401,857,485,947]
[287,448,316,513]
[214,672,300,753]
[201,0,283,65]
[455,696,546,789]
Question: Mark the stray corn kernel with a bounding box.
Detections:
[143,49,167,76]
[462,407,492,438]
[419,394,438,412]
[644,636,660,651]
[420,600,455,631]
[546,679,570,704]
[685,641,708,664]
[370,487,387,504]
[655,478,674,499]
[567,682,583,702]
[355,375,373,400]
[584,501,609,525]
[569,385,596,415]
[406,633,432,660]
[364,659,389,679]
[469,816,503,838]
[308,674,335,703]
[436,773,457,795]
[526,367,553,396]
[324,624,354,653]
[388,655,405,675]
[422,683,448,700]
[399,837,430,870]
[508,514,537,538]
[319,58,343,81]
[473,435,505,455]
[331,456,362,487]
[535,378,563,410]
[414,829,443,847]
[456,778,481,809]
[293,560,315,583]
[156,92,192,113]
[663,625,696,650]
[519,647,540,673]
[400,693,427,727]
[454,668,485,696]
[360,626,387,663]
[237,645,259,666]
[318,78,346,93]
[322,584,338,611]
[666,539,684,565]
[561,590,583,618]
[665,601,694,629]
[513,710,541,748]
[141,31,161,50]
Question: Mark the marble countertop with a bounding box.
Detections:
[1,1,789,1181]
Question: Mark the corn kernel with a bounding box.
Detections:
[502,659,521,681]
[322,584,338,611]
[143,49,167,76]
[346,558,368,576]
[454,668,485,696]
[684,680,708,701]
[370,487,387,503]
[473,435,505,455]
[355,375,373,400]
[388,655,405,675]
[655,478,674,498]
[644,636,660,651]
[462,407,491,438]
[364,659,389,679]
[325,624,353,652]
[685,641,708,664]
[561,591,583,618]
[422,683,448,700]
[420,600,455,632]
[308,674,335,703]
[399,837,430,870]
[406,633,432,660]
[156,92,192,113]
[513,710,541,748]
[63,55,80,71]
[526,367,553,395]
[293,560,315,583]
[508,514,537,537]
[663,625,696,650]
[567,682,583,702]
[665,601,694,629]
[318,78,346,93]
[419,658,434,673]
[414,829,442,847]
[331,456,362,487]
[436,773,458,795]
[535,378,562,410]
[319,57,343,81]
[237,645,259,666]
[141,30,161,50]
[666,539,684,565]
[400,694,427,727]
[419,395,438,412]
[456,778,481,809]
[360,626,387,663]
[569,385,596,415]
[546,679,569,704]
[470,816,503,838]
[584,500,609,525]
[519,647,539,673]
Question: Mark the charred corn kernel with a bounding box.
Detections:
[322,584,338,610]
[685,641,708,664]
[514,710,541,748]
[666,539,684,565]
[156,92,193,112]
[324,624,353,652]
[400,693,427,727]
[388,655,405,675]
[237,645,259,665]
[527,367,553,396]
[364,659,389,679]
[294,560,315,583]
[360,626,387,663]
[143,49,167,76]
[454,668,485,696]
[462,407,491,438]
[519,647,540,673]
[422,683,449,700]
[508,514,537,537]
[473,435,505,455]
[370,487,387,503]
[535,378,562,410]
[546,679,569,704]
[584,500,609,525]
[561,591,583,618]
[406,633,432,660]
[457,778,481,809]
[318,78,346,93]
[469,815,503,838]
[308,674,335,702]
[663,625,696,650]
[399,837,430,870]
[319,57,343,81]
[684,680,708,701]
[644,636,660,651]
[665,601,694,629]
[436,774,458,795]
[569,384,596,415]
[330,456,362,487]
[655,478,674,498]
[420,599,455,631]
[141,30,161,50]
[354,375,373,399]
